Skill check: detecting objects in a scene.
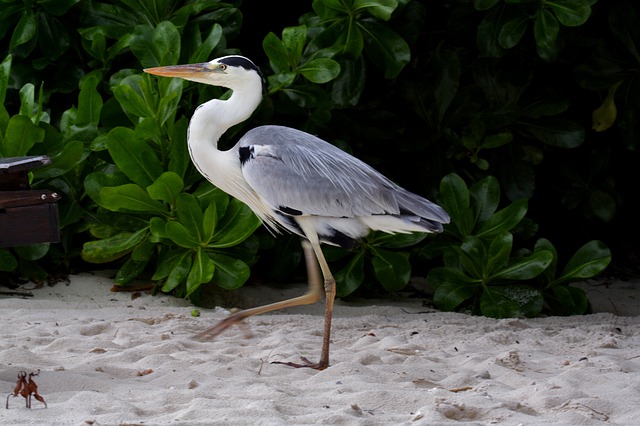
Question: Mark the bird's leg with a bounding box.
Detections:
[272,238,335,370]
[194,239,323,340]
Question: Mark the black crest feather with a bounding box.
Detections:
[219,56,261,75]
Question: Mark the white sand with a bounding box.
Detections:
[1,272,639,425]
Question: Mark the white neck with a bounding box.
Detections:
[188,79,263,152]
[186,77,263,204]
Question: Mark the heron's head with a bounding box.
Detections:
[144,55,262,89]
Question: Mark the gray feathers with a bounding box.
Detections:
[237,125,449,238]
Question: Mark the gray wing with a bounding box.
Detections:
[238,125,449,223]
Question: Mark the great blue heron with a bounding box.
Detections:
[144,56,449,370]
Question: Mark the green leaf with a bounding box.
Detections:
[165,221,199,248]
[267,72,296,92]
[518,118,584,148]
[482,132,513,149]
[76,73,103,126]
[589,189,616,222]
[157,77,183,126]
[371,231,427,249]
[107,127,163,187]
[209,200,261,248]
[9,11,36,50]
[0,55,12,106]
[81,229,148,263]
[33,140,86,180]
[149,217,169,240]
[477,7,506,57]
[84,171,130,207]
[40,0,78,15]
[169,117,189,178]
[162,252,192,292]
[430,267,480,311]
[112,79,155,119]
[548,0,593,27]
[20,83,35,119]
[499,285,544,317]
[194,182,229,213]
[359,20,410,78]
[282,25,307,62]
[100,184,166,214]
[470,176,500,225]
[353,0,398,21]
[153,250,183,281]
[115,256,150,285]
[498,14,529,49]
[299,58,341,84]
[477,199,528,238]
[313,0,350,20]
[186,248,215,296]
[480,287,521,318]
[209,252,251,290]
[263,32,290,74]
[13,243,49,261]
[457,237,486,278]
[189,23,223,63]
[0,248,18,272]
[547,286,589,315]
[147,172,183,204]
[131,238,154,262]
[491,250,553,281]
[486,231,513,276]
[335,252,365,298]
[36,12,70,61]
[474,0,500,11]
[282,84,329,108]
[371,248,411,292]
[175,193,204,242]
[534,9,559,51]
[79,27,106,62]
[136,118,163,142]
[1,115,45,157]
[202,202,218,244]
[555,240,611,285]
[440,173,474,238]
[17,260,47,282]
[335,20,365,58]
[129,21,181,68]
[534,237,558,281]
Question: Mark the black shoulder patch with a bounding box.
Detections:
[239,146,254,165]
[219,56,261,74]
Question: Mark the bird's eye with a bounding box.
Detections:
[218,64,227,71]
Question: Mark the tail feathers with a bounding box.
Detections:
[396,189,450,225]
[412,215,445,233]
[359,214,443,235]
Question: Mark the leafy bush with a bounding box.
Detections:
[80,71,261,294]
[1,0,634,315]
[0,52,88,280]
[77,2,266,298]
[475,0,598,60]
[429,174,610,317]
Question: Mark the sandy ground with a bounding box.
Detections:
[0,272,639,425]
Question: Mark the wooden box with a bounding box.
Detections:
[0,156,61,248]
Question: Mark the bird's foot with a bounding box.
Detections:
[193,311,250,340]
[271,356,329,371]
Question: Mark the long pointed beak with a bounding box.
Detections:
[144,63,210,78]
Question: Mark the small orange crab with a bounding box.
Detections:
[6,370,47,409]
